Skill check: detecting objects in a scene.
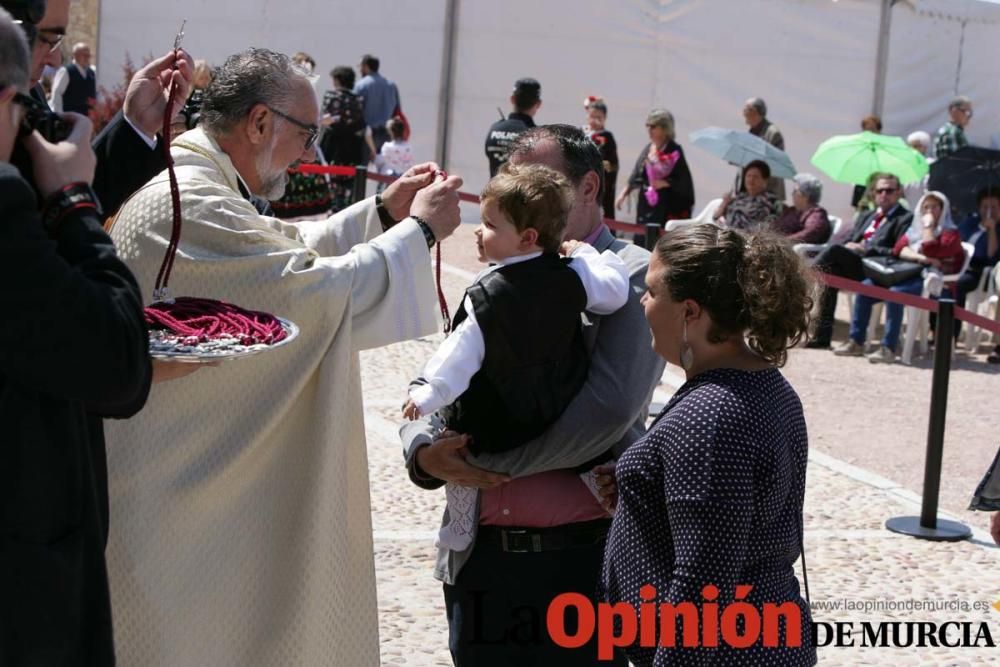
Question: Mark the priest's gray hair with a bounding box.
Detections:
[199,47,310,137]
[792,173,822,205]
[0,8,30,91]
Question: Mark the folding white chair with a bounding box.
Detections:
[664,198,722,232]
[793,215,843,266]
[962,265,999,352]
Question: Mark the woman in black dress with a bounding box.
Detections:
[601,225,816,666]
[616,108,695,246]
[584,96,619,221]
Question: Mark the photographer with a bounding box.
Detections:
[0,9,151,664]
[3,0,193,216]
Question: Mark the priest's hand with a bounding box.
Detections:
[381,162,440,221]
[415,432,510,488]
[411,171,464,242]
[123,48,194,139]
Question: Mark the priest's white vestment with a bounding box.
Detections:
[105,128,437,665]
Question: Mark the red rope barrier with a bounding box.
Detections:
[292,163,357,177]
[818,273,1000,336]
[295,166,1000,337]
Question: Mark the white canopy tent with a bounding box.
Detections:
[97,0,1000,223]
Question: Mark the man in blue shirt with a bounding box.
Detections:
[354,54,399,159]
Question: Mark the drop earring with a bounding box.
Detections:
[680,319,694,371]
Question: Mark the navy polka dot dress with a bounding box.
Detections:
[601,368,816,666]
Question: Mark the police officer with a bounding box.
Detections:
[484,77,541,177]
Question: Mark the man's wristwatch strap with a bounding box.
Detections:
[41,182,103,237]
[410,215,437,249]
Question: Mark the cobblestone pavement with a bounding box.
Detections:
[362,224,1000,666]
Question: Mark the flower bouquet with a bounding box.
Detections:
[644,149,680,207]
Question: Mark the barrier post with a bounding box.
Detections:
[644,223,660,252]
[351,165,368,205]
[885,299,971,542]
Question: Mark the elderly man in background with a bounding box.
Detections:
[0,10,151,664]
[105,47,462,666]
[743,95,786,199]
[807,173,913,350]
[934,95,973,159]
[48,40,94,113]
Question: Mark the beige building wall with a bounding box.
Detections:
[65,0,100,67]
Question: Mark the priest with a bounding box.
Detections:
[105,48,462,666]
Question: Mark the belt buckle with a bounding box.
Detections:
[501,529,526,553]
[500,529,542,553]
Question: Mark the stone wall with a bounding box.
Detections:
[65,0,100,64]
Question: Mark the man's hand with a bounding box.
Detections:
[152,359,216,384]
[123,49,194,139]
[410,172,464,243]
[381,162,439,220]
[402,399,421,421]
[415,432,509,488]
[23,113,96,198]
[844,241,866,254]
[592,461,618,513]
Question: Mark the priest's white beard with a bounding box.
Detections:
[255,126,289,201]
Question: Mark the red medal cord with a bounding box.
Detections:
[144,48,286,345]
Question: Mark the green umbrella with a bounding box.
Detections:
[810,131,929,185]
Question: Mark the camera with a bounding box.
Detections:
[18,93,72,143]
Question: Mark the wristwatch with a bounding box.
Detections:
[41,182,102,236]
[410,215,437,249]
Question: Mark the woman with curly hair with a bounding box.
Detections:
[601,225,817,666]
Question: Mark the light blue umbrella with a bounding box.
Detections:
[689,126,797,179]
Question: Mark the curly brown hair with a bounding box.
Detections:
[654,224,814,366]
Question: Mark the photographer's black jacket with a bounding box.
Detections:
[0,163,152,665]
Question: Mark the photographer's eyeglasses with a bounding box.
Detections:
[266,106,319,151]
[35,30,65,54]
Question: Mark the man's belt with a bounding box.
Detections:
[478,518,612,554]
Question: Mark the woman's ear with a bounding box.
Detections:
[683,299,703,322]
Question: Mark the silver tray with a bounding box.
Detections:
[148,317,299,363]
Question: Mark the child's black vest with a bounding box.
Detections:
[441,253,588,455]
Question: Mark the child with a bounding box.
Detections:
[402,163,629,550]
[375,117,414,178]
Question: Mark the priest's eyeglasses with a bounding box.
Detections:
[267,106,319,151]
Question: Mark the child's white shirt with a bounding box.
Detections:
[375,140,414,175]
[409,245,629,416]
